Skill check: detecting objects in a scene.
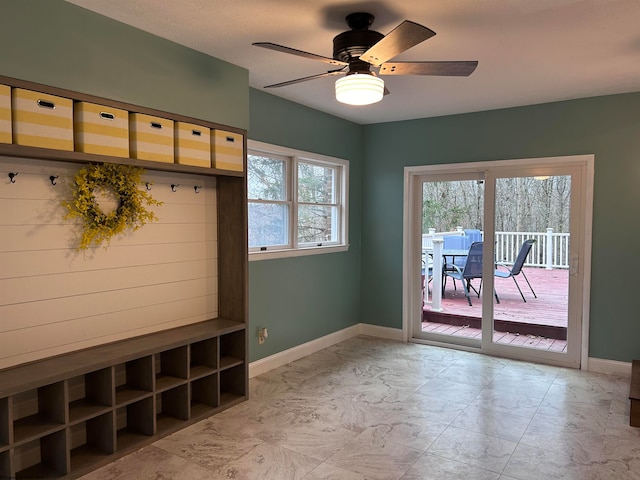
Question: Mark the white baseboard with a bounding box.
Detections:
[249,324,360,378]
[249,323,403,378]
[359,323,404,341]
[587,357,632,376]
[249,325,633,379]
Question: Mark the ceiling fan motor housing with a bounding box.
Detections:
[333,13,383,64]
[333,30,384,63]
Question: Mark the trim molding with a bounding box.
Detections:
[249,324,632,379]
[358,323,404,341]
[249,324,360,378]
[587,357,632,377]
[249,323,402,378]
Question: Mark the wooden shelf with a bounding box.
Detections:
[0,74,246,179]
[69,444,111,473]
[155,415,185,436]
[68,399,111,425]
[116,428,150,452]
[0,319,247,478]
[0,319,244,399]
[0,143,244,178]
[13,415,65,445]
[220,356,244,370]
[15,462,60,480]
[114,388,152,407]
[0,73,247,478]
[155,375,187,393]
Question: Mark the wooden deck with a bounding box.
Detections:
[422,267,568,350]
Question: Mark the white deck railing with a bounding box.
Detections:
[422,228,570,269]
[495,229,570,269]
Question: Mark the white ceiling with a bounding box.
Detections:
[66,0,640,125]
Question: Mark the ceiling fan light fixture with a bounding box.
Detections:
[335,74,384,106]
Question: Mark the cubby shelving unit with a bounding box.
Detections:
[0,75,248,479]
[0,320,247,479]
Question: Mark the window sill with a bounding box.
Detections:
[249,244,349,261]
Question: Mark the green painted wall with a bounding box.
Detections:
[248,89,363,362]
[361,93,640,362]
[3,0,639,364]
[0,0,248,129]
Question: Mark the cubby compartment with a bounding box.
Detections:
[220,330,245,370]
[115,398,154,452]
[190,374,218,418]
[0,397,8,448]
[155,385,189,436]
[220,364,246,406]
[67,368,113,424]
[154,347,188,392]
[114,357,153,406]
[0,449,10,479]
[68,412,114,472]
[189,339,217,380]
[12,383,65,445]
[13,429,66,479]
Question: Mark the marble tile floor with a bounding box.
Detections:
[81,336,640,480]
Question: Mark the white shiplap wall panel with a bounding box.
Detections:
[0,157,220,370]
[1,223,214,251]
[0,241,217,279]
[1,278,218,332]
[0,198,214,226]
[0,258,217,304]
[1,198,69,225]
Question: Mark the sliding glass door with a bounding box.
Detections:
[418,173,485,348]
[405,156,592,368]
[482,165,585,367]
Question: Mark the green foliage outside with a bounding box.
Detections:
[422,176,571,234]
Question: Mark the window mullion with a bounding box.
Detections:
[291,155,298,249]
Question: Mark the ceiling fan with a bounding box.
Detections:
[253,12,478,106]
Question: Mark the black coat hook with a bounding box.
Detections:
[194,185,202,194]
[145,182,152,191]
[171,184,179,192]
[8,172,18,183]
[49,175,59,185]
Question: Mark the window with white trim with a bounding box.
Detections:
[248,140,349,259]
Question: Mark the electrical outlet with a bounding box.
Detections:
[258,327,268,345]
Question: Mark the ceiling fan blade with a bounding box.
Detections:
[252,42,347,67]
[361,21,436,66]
[264,68,347,88]
[379,61,478,76]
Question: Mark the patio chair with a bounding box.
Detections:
[494,239,537,302]
[444,241,499,306]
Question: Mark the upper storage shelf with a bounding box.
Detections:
[0,75,246,178]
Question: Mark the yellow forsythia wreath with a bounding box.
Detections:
[63,163,163,250]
